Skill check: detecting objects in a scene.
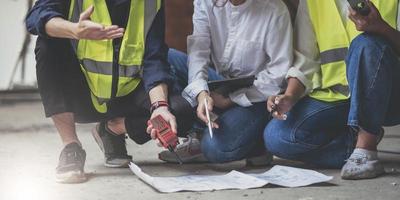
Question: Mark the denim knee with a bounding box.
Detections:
[200,132,245,163]
[201,135,225,163]
[263,120,297,160]
[349,33,390,54]
[168,49,187,69]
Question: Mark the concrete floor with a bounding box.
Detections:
[0,101,399,200]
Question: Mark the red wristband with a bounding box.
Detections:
[150,101,169,113]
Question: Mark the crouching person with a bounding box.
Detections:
[26,0,194,183]
[264,0,400,179]
[159,0,293,165]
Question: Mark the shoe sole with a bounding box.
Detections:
[159,153,208,164]
[91,127,130,168]
[341,163,385,180]
[56,171,87,184]
[341,169,385,180]
[104,159,131,168]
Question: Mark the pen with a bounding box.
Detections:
[204,98,213,138]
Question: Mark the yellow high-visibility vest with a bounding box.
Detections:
[68,0,161,113]
[307,0,398,102]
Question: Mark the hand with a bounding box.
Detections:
[146,107,177,142]
[73,5,125,40]
[348,1,388,34]
[267,94,298,120]
[210,92,234,110]
[197,91,219,128]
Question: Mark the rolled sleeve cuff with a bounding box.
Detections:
[286,68,313,95]
[182,79,209,107]
[229,90,253,107]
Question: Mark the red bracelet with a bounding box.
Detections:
[150,101,169,113]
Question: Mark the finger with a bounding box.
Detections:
[151,129,157,140]
[197,106,208,124]
[274,95,281,105]
[348,5,357,17]
[105,29,124,37]
[367,1,378,13]
[267,100,274,112]
[104,28,124,35]
[267,96,276,111]
[207,97,214,112]
[107,33,124,39]
[348,14,357,23]
[146,124,153,134]
[80,5,95,21]
[211,121,219,129]
[103,25,120,31]
[273,111,286,121]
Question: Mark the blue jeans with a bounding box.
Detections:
[264,33,400,169]
[347,33,400,134]
[168,49,270,163]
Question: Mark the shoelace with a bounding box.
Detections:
[346,154,368,165]
[176,135,194,151]
[62,151,82,166]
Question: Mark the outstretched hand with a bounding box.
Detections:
[73,5,125,40]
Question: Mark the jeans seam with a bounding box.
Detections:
[365,46,386,97]
[290,101,349,148]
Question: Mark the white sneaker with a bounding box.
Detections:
[341,148,385,180]
[158,132,273,166]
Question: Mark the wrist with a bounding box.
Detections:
[150,100,169,114]
[69,22,80,40]
[284,92,302,103]
[197,90,209,101]
[375,21,393,36]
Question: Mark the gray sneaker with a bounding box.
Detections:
[341,148,385,180]
[159,131,207,163]
[92,122,132,168]
[56,142,87,184]
[158,131,273,166]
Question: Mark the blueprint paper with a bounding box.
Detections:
[250,165,333,188]
[129,163,332,193]
[129,163,268,193]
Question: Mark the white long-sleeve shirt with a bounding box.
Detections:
[288,0,400,95]
[182,0,293,107]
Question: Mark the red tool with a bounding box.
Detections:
[147,115,183,164]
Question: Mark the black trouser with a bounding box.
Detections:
[34,37,195,144]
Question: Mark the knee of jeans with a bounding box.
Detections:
[350,33,389,53]
[264,122,293,158]
[168,49,185,66]
[201,137,220,163]
[201,135,235,163]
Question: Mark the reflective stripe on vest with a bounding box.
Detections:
[307,0,398,102]
[68,0,161,113]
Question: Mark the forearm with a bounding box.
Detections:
[285,77,306,100]
[45,17,78,39]
[378,23,400,55]
[149,83,169,104]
